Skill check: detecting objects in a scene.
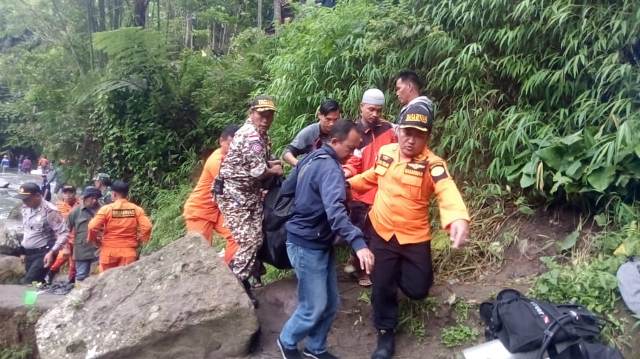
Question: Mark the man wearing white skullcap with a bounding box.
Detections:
[342,88,397,288]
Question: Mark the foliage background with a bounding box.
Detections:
[1,1,639,337]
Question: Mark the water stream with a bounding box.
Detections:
[0,169,41,220]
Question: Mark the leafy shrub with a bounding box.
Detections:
[532,255,625,314]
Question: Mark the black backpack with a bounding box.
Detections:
[259,177,293,269]
[259,152,328,269]
[479,289,623,359]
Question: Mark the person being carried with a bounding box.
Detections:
[277,119,375,359]
[183,124,240,264]
[282,99,341,167]
[343,88,396,287]
[14,182,69,284]
[67,186,102,281]
[47,185,79,283]
[349,103,470,359]
[88,180,153,272]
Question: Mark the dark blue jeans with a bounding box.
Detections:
[75,259,94,281]
[279,241,339,354]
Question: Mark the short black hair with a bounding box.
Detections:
[396,70,424,90]
[330,119,359,141]
[111,180,129,196]
[318,99,341,116]
[220,124,240,140]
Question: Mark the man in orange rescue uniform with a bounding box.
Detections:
[183,124,239,264]
[88,180,152,271]
[349,102,470,359]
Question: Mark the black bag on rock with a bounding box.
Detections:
[479,289,623,359]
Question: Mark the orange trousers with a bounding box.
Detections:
[185,217,238,264]
[99,247,138,272]
[50,243,76,281]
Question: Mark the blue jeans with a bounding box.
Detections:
[75,259,94,281]
[279,241,339,354]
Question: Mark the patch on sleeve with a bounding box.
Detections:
[429,162,449,183]
[376,154,394,169]
[112,209,136,218]
[404,161,426,177]
[249,141,264,154]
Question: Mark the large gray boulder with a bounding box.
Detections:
[36,233,259,359]
[0,219,23,256]
[0,254,25,283]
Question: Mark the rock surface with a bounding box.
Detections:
[0,219,23,256]
[0,284,64,357]
[35,233,259,359]
[0,254,25,283]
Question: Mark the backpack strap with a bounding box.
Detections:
[537,312,581,359]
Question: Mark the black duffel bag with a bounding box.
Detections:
[259,176,293,269]
[479,289,623,359]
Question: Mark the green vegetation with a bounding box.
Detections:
[398,297,439,338]
[0,346,31,359]
[440,324,479,348]
[1,0,639,348]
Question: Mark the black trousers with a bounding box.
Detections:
[347,201,370,255]
[368,223,433,330]
[348,201,370,235]
[21,247,50,284]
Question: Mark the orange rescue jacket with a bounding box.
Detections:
[348,143,469,244]
[88,198,152,248]
[183,148,223,223]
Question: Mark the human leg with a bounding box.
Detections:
[279,242,332,351]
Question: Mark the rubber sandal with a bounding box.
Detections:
[358,274,372,287]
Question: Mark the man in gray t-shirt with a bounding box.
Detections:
[282,99,341,166]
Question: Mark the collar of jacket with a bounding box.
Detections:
[319,143,339,162]
[389,143,432,163]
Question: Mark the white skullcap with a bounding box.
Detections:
[361,88,385,106]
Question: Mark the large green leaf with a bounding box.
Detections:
[586,166,616,192]
[559,130,583,146]
[557,229,580,251]
[520,174,536,188]
[537,145,567,170]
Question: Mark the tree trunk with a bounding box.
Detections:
[86,0,95,70]
[98,0,106,31]
[257,0,262,29]
[221,23,227,52]
[156,0,160,31]
[184,14,193,49]
[134,0,149,27]
[214,22,216,54]
[111,0,123,29]
[273,0,281,26]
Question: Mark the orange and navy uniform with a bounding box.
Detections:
[343,119,396,205]
[88,198,152,271]
[348,143,469,244]
[183,148,237,264]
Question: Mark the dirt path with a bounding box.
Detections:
[250,212,640,359]
[252,234,546,358]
